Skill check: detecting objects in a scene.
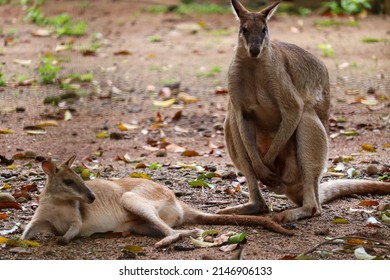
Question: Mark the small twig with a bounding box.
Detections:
[301,236,390,257]
[201,201,232,208]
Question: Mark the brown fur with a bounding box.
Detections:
[21,156,292,248]
[219,0,390,223]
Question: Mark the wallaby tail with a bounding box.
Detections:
[319,179,390,204]
[181,202,293,236]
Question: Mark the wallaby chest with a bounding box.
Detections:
[38,199,81,235]
[229,61,282,130]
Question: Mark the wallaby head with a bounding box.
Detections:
[231,0,280,58]
[41,155,95,203]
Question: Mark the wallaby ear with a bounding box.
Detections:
[42,160,58,176]
[231,0,248,19]
[64,155,76,167]
[260,1,280,21]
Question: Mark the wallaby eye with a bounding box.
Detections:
[262,26,267,33]
[241,27,248,34]
[63,179,75,186]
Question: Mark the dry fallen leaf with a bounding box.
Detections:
[153,98,176,107]
[36,120,59,127]
[32,29,53,37]
[64,110,73,121]
[0,201,22,210]
[114,50,132,56]
[182,150,200,157]
[177,92,198,104]
[13,59,32,67]
[361,143,376,152]
[0,213,9,219]
[358,200,379,207]
[118,122,138,131]
[166,143,186,153]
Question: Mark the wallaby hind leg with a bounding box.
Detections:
[217,116,269,215]
[273,110,328,223]
[120,192,202,247]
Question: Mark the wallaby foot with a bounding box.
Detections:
[155,228,203,248]
[56,236,70,245]
[272,206,321,223]
[217,202,269,215]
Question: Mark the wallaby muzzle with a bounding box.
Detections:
[87,191,96,203]
[249,46,260,58]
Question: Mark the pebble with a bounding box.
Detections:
[156,150,167,157]
[16,197,28,203]
[222,171,237,180]
[366,165,379,176]
[314,228,330,236]
[0,192,16,202]
[377,204,390,211]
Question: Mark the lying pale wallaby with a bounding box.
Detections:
[21,156,293,247]
[220,0,390,222]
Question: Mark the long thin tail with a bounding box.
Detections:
[181,203,293,236]
[319,179,390,204]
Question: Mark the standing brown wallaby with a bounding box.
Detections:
[220,0,390,223]
[21,156,293,247]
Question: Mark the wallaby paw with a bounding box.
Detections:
[154,233,180,248]
[217,203,269,215]
[272,212,295,224]
[56,236,70,246]
[272,206,320,224]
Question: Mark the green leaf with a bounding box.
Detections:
[96,131,109,139]
[201,229,220,238]
[295,254,317,260]
[148,163,162,169]
[130,172,151,180]
[197,172,219,180]
[227,232,247,244]
[189,179,215,189]
[121,245,144,254]
[332,216,349,224]
[342,130,359,136]
[381,213,390,224]
[190,236,217,248]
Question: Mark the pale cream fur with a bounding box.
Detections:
[21,156,293,247]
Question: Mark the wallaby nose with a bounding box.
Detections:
[249,47,260,58]
[88,192,96,203]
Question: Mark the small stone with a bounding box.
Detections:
[366,165,379,176]
[377,204,390,211]
[0,193,16,202]
[367,87,375,94]
[155,150,167,157]
[24,150,37,159]
[16,107,26,113]
[222,171,238,180]
[17,197,28,203]
[213,123,224,131]
[314,228,330,236]
[204,165,217,172]
[109,132,123,140]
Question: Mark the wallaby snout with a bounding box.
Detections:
[249,46,260,58]
[86,190,96,204]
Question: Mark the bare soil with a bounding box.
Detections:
[0,0,389,260]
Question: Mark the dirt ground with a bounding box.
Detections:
[0,0,389,260]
